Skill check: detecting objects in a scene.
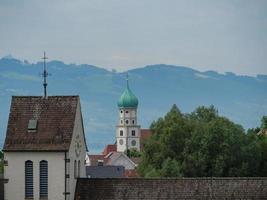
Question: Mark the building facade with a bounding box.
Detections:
[3,96,87,200]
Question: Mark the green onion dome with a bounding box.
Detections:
[118,79,138,108]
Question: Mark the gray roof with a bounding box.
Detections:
[86,166,125,178]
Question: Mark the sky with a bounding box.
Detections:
[0,0,266,75]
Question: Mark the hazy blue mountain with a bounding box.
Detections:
[0,57,267,153]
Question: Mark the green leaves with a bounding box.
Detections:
[138,104,267,177]
[261,116,267,130]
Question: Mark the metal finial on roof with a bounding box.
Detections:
[41,51,49,98]
[126,71,129,88]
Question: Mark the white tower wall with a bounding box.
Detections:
[116,108,140,152]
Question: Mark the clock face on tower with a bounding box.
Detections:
[75,134,82,157]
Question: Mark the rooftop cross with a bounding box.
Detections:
[41,51,49,98]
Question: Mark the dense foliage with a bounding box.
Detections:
[138,105,267,177]
[125,149,142,158]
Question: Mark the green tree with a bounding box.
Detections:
[138,105,267,177]
[261,116,267,130]
[125,148,141,158]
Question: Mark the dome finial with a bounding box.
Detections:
[126,71,129,89]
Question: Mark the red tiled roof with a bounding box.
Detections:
[3,96,79,151]
[124,169,139,178]
[88,154,108,166]
[102,144,117,156]
[140,129,152,150]
[140,129,152,141]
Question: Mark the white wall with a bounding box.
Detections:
[4,152,65,200]
[68,100,87,200]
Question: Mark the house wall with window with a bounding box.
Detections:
[2,96,88,200]
[4,152,65,200]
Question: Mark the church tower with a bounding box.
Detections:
[116,75,140,152]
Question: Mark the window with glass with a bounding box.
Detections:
[120,130,123,136]
[40,160,48,199]
[132,130,136,136]
[25,160,33,199]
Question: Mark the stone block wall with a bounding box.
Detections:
[75,177,267,200]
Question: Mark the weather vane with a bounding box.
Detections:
[41,51,50,98]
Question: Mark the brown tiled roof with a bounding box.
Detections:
[102,144,117,156]
[88,154,108,166]
[3,96,79,151]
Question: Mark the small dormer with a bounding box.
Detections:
[27,119,38,132]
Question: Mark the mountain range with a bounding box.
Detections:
[0,57,267,153]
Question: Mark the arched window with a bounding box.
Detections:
[74,160,77,178]
[78,160,81,178]
[25,160,33,199]
[40,160,48,198]
[132,120,135,124]
[132,130,136,136]
[125,120,129,124]
[120,130,123,136]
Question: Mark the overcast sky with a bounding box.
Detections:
[0,0,266,75]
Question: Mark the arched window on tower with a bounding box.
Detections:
[40,160,48,198]
[120,130,123,136]
[25,160,33,199]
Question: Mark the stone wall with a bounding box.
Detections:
[0,174,4,200]
[75,177,267,200]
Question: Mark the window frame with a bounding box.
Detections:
[25,160,34,199]
[120,130,123,136]
[39,160,48,199]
